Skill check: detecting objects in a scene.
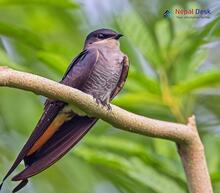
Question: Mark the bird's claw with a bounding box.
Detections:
[94,97,112,111]
[95,98,102,105]
[106,103,112,111]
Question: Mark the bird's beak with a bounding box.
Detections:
[114,33,123,40]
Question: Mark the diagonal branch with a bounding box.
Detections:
[0,66,194,142]
[0,66,213,193]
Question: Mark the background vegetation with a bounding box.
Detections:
[0,0,220,192]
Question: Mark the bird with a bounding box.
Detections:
[0,28,129,192]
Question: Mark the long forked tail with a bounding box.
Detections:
[0,167,28,193]
[0,153,27,192]
[1,116,97,192]
[0,101,65,192]
[12,179,28,193]
[12,116,97,181]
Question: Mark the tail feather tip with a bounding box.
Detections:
[12,179,28,193]
[0,182,3,191]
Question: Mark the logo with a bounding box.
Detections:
[163,10,172,18]
[163,8,211,19]
[175,8,211,15]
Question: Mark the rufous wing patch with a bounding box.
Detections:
[27,113,71,156]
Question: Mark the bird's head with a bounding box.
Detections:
[84,28,123,48]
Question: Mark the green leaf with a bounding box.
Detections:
[155,19,171,64]
[128,71,161,94]
[0,48,28,71]
[0,88,42,134]
[173,71,220,94]
[129,158,186,193]
[75,147,186,193]
[84,136,186,182]
[199,16,220,39]
[0,21,43,49]
[117,11,163,68]
[37,51,69,73]
[113,92,164,106]
[0,0,79,9]
[203,135,220,175]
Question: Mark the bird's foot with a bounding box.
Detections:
[105,103,112,111]
[94,98,102,106]
[94,97,112,111]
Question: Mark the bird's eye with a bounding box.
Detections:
[97,33,105,39]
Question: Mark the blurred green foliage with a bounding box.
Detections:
[0,0,220,192]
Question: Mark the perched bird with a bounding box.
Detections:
[0,28,129,192]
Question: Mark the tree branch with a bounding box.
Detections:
[0,67,213,193]
[178,116,212,193]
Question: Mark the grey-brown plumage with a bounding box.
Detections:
[82,39,124,106]
[0,28,129,192]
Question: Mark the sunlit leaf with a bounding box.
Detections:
[0,21,43,49]
[173,71,220,94]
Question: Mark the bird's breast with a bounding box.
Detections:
[81,48,124,101]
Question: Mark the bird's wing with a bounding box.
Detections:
[111,55,129,99]
[12,116,97,181]
[0,49,99,189]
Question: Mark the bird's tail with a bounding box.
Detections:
[1,116,97,192]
